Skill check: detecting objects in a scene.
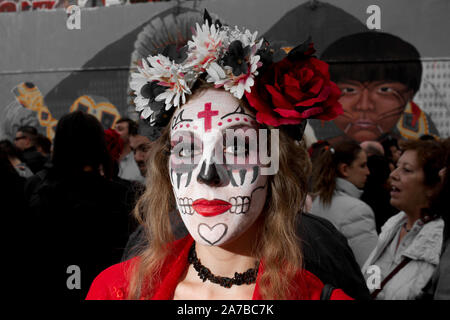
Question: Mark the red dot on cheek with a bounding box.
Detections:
[193,125,198,130]
[180,124,183,128]
[186,124,190,128]
[227,118,232,123]
[244,118,248,122]
[235,117,240,121]
[218,122,223,126]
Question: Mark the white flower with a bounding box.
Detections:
[143,55,192,109]
[186,21,226,73]
[206,62,226,83]
[129,20,266,123]
[208,34,263,99]
[130,71,154,119]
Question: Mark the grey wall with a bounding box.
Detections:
[1,0,449,139]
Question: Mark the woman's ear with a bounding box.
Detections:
[337,163,349,178]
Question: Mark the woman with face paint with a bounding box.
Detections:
[311,141,378,267]
[86,13,350,300]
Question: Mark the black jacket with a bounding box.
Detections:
[21,146,47,174]
[23,169,131,300]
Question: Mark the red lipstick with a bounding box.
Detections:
[192,199,232,217]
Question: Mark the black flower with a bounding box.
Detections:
[162,44,188,64]
[140,81,166,112]
[222,40,250,76]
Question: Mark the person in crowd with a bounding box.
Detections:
[86,16,353,300]
[361,154,398,233]
[311,140,378,267]
[0,139,34,178]
[308,140,330,164]
[35,133,52,158]
[419,134,436,141]
[380,134,401,170]
[14,125,47,174]
[115,118,144,183]
[360,140,384,157]
[129,133,153,178]
[429,137,450,299]
[0,147,27,216]
[311,31,439,144]
[362,139,446,300]
[104,128,144,233]
[24,111,131,300]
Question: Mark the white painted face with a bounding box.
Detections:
[169,88,268,246]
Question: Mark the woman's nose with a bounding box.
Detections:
[197,161,227,187]
[389,167,399,181]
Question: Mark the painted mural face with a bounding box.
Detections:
[334,81,412,142]
[169,88,268,246]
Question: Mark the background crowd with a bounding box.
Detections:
[1,111,449,301]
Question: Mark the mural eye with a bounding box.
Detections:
[341,87,356,94]
[379,86,394,93]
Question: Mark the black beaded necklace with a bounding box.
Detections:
[187,242,259,288]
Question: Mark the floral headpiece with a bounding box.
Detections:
[130,10,343,140]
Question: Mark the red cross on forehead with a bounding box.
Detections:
[197,102,219,132]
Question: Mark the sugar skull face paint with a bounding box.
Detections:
[169,88,268,246]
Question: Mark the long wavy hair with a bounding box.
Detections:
[127,87,311,300]
[311,140,362,206]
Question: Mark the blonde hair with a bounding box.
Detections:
[127,87,311,300]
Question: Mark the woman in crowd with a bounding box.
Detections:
[0,139,34,178]
[362,139,446,300]
[361,154,398,233]
[86,14,352,300]
[25,111,131,300]
[311,140,378,267]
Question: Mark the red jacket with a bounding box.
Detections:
[86,236,352,300]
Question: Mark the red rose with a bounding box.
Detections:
[245,46,343,127]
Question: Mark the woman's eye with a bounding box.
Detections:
[225,142,249,157]
[173,143,201,158]
[178,148,191,158]
[401,166,412,173]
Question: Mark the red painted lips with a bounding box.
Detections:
[192,199,232,217]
